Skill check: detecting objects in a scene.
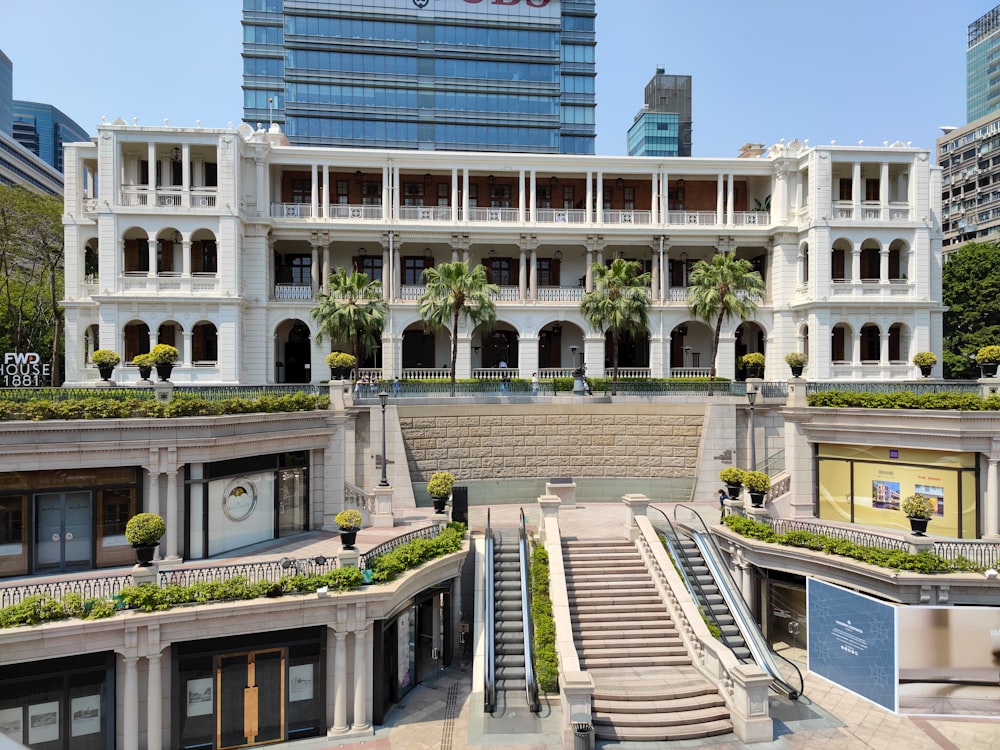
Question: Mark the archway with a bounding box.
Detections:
[275,320,312,383]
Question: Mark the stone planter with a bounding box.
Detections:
[98,365,115,381]
[432,495,449,514]
[138,366,153,381]
[919,365,933,378]
[133,543,158,567]
[339,529,358,549]
[155,363,174,381]
[748,491,766,508]
[907,517,930,536]
[789,365,804,378]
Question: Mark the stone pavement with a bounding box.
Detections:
[268,500,1000,749]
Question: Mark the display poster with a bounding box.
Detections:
[808,578,897,711]
[71,695,101,737]
[27,701,59,745]
[208,472,275,555]
[186,678,214,717]
[897,606,1000,716]
[0,707,22,743]
[289,665,313,703]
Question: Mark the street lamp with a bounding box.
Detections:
[570,345,578,367]
[378,390,389,487]
[746,381,758,471]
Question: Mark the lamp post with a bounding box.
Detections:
[378,390,389,487]
[746,381,758,471]
[570,345,578,368]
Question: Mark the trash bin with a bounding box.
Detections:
[573,723,593,750]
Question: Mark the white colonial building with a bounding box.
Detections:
[61,122,944,385]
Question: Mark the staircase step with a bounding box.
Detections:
[581,654,692,668]
[592,717,733,742]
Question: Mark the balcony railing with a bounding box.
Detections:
[536,286,584,302]
[468,207,518,222]
[534,208,587,224]
[274,283,313,300]
[398,205,451,221]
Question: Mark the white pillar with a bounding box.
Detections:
[124,656,139,750]
[352,626,370,730]
[333,632,349,731]
[311,244,320,294]
[181,238,191,277]
[529,247,538,301]
[518,169,526,223]
[182,331,193,368]
[147,653,162,750]
[165,470,179,559]
[987,456,999,538]
[518,248,527,302]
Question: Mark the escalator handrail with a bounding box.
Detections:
[519,507,541,713]
[485,508,496,713]
[673,504,804,700]
[653,509,749,656]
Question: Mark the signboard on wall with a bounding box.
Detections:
[2,352,51,386]
[808,578,897,711]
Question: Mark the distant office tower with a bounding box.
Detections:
[12,102,90,172]
[968,5,1000,121]
[0,49,64,194]
[242,0,596,154]
[627,69,691,157]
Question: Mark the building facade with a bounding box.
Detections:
[60,122,943,387]
[12,101,90,173]
[937,111,1000,251]
[241,0,596,154]
[627,69,691,157]
[968,4,1000,122]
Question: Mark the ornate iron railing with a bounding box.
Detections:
[933,541,1000,567]
[767,518,910,551]
[0,574,135,608]
[804,382,981,395]
[160,556,337,587]
[359,525,441,570]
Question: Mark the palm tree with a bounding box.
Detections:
[310,268,387,375]
[686,252,765,394]
[418,261,499,395]
[579,257,651,394]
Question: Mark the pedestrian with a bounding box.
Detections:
[583,378,591,396]
[531,371,539,396]
[498,359,508,391]
[718,488,728,522]
[393,376,401,395]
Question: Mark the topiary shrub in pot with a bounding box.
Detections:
[91,349,121,381]
[719,467,745,499]
[427,471,456,514]
[149,344,180,381]
[326,351,357,380]
[912,351,936,377]
[133,352,155,381]
[740,352,765,378]
[124,512,166,566]
[743,470,770,507]
[901,494,935,536]
[784,351,807,377]
[977,345,1000,378]
[335,508,363,549]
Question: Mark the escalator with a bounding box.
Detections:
[484,509,540,715]
[658,505,803,700]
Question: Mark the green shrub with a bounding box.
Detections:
[124,513,166,546]
[368,523,465,583]
[902,494,935,519]
[912,351,937,367]
[742,470,770,492]
[91,349,121,367]
[740,352,765,368]
[530,544,558,693]
[977,345,1000,364]
[335,509,363,531]
[326,351,356,371]
[149,344,180,364]
[427,471,456,500]
[719,467,745,485]
[784,352,807,367]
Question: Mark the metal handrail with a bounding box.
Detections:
[519,507,541,713]
[484,508,497,713]
[673,504,804,700]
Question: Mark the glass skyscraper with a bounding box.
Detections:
[242,0,596,154]
[12,101,90,173]
[967,4,1000,122]
[627,70,691,157]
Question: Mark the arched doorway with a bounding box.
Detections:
[276,320,311,383]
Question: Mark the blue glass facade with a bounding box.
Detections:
[627,112,681,157]
[968,5,1000,122]
[242,0,595,153]
[11,101,90,172]
[0,51,11,137]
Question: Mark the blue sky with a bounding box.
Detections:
[0,0,985,156]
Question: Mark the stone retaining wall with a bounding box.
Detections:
[397,402,707,482]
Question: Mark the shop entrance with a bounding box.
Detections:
[34,491,92,572]
[217,648,285,748]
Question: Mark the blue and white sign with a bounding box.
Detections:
[808,578,897,711]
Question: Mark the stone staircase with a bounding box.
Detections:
[562,539,733,742]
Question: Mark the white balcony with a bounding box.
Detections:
[536,286,584,302]
[274,284,313,300]
[534,208,587,224]
[120,274,220,294]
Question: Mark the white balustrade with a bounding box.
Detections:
[536,286,584,302]
[274,284,313,300]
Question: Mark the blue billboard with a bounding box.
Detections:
[807,578,897,711]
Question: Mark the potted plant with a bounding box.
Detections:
[124,512,166,566]
[427,471,456,514]
[784,351,807,377]
[133,352,155,382]
[743,470,770,507]
[149,344,180,381]
[91,349,121,381]
[326,351,357,380]
[741,351,765,379]
[719,467,745,499]
[901,494,935,536]
[335,508,363,550]
[977,346,1000,378]
[912,351,937,378]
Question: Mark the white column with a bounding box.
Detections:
[727,173,735,224]
[124,656,139,750]
[311,244,320,294]
[451,169,459,222]
[529,170,537,218]
[880,161,889,214]
[181,238,191,277]
[852,161,862,212]
[851,328,861,365]
[529,247,538,301]
[182,331,193,367]
[255,157,266,218]
[461,169,469,221]
[333,632,349,731]
[518,169,526,223]
[147,653,162,750]
[650,172,658,223]
[323,245,331,293]
[851,246,861,284]
[165,470,179,559]
[147,238,157,278]
[518,248,527,302]
[585,248,594,291]
[879,247,889,284]
[650,246,659,301]
[311,165,319,219]
[352,626,370,730]
[988,456,999,538]
[595,171,603,221]
[147,143,156,192]
[585,170,593,224]
[716,174,725,224]
[323,164,330,219]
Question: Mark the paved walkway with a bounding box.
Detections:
[267,500,1000,749]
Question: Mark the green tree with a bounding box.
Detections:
[310,268,387,372]
[0,185,64,384]
[418,261,498,395]
[687,252,765,394]
[579,257,651,394]
[942,242,1000,379]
